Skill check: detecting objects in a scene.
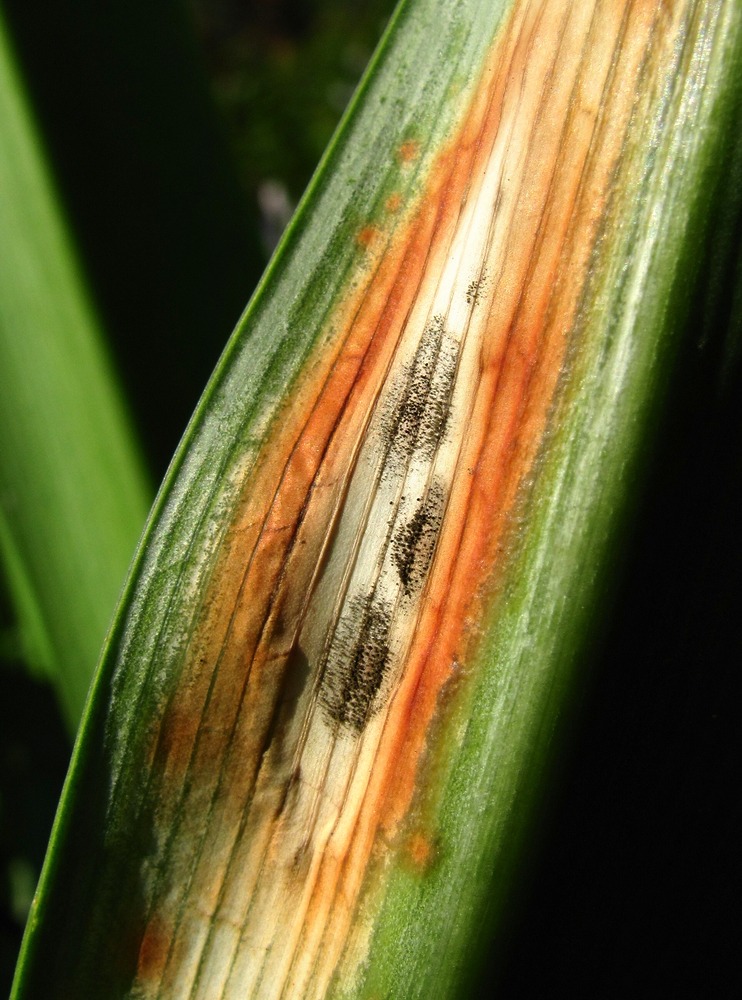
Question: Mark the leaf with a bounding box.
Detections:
[11,0,742,996]
[0,10,150,731]
[1,0,267,481]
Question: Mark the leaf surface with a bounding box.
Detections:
[11,0,742,996]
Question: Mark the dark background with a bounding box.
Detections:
[1,1,740,995]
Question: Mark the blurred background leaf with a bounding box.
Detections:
[0,10,151,726]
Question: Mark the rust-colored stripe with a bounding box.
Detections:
[131,1,694,997]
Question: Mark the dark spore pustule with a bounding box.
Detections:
[317,320,460,736]
[319,593,394,733]
[383,315,459,465]
[392,480,446,597]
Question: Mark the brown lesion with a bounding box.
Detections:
[384,191,403,213]
[406,831,438,873]
[356,224,382,249]
[398,138,420,163]
[136,915,174,986]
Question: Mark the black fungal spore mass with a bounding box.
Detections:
[317,319,460,736]
[392,480,446,597]
[385,315,459,463]
[319,593,393,733]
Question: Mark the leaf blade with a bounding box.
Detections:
[0,10,151,730]
[11,0,742,996]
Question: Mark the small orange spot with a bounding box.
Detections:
[385,192,402,213]
[398,139,420,163]
[137,916,172,983]
[356,225,381,249]
[407,831,435,871]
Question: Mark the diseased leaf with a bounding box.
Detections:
[11,0,742,997]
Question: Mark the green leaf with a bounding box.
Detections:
[1,0,267,481]
[0,10,150,730]
[11,0,742,996]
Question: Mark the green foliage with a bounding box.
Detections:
[0,10,151,732]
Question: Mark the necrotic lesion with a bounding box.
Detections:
[391,479,445,597]
[315,314,461,736]
[318,592,393,732]
[383,314,459,464]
